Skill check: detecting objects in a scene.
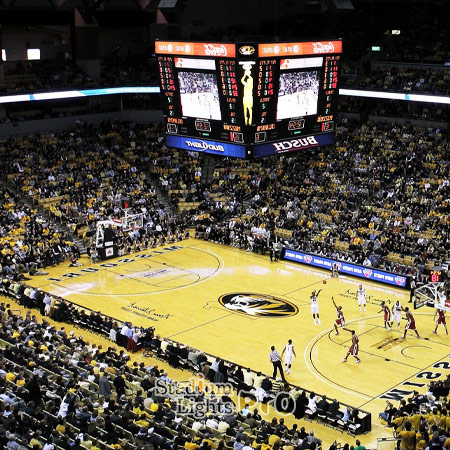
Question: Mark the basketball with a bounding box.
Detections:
[323,280,327,284]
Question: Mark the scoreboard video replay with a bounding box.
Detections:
[156,40,341,159]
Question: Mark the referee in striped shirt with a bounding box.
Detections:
[269,345,286,381]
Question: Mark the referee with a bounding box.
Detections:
[269,345,286,381]
[408,277,416,303]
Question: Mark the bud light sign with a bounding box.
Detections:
[282,248,409,288]
[166,135,246,158]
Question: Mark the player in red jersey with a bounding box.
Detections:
[402,307,420,339]
[342,328,361,363]
[433,308,448,335]
[378,301,392,331]
[332,297,345,335]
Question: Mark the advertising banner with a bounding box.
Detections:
[282,248,410,289]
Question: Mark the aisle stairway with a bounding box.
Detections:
[4,181,89,254]
[149,174,178,216]
[119,148,178,217]
[201,154,217,184]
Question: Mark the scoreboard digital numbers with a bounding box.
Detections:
[430,268,445,283]
[155,40,342,159]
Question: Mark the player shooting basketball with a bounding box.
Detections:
[241,63,254,126]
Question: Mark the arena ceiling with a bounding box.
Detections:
[0,0,443,27]
[0,0,158,10]
[0,0,159,26]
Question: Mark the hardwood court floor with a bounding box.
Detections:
[27,238,450,444]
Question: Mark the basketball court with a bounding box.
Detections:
[26,238,450,445]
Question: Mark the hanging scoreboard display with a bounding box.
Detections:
[155,40,342,159]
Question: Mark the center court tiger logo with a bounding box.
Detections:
[218,293,298,317]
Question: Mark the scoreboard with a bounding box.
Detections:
[429,267,446,283]
[155,40,342,159]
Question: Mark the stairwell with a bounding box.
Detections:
[149,174,178,217]
[201,154,217,184]
[242,193,253,213]
[4,181,89,254]
[119,151,178,218]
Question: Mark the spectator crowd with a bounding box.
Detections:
[0,58,159,96]
[2,118,450,281]
[343,67,450,96]
[379,379,450,450]
[0,121,189,281]
[193,120,450,278]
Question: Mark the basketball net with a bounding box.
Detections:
[414,281,450,311]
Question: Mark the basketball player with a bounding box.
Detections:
[342,328,361,363]
[378,301,392,330]
[281,339,297,374]
[332,297,345,335]
[433,308,448,335]
[356,284,367,312]
[402,307,420,339]
[241,63,253,126]
[310,289,322,325]
[331,262,339,278]
[437,288,446,308]
[392,300,402,329]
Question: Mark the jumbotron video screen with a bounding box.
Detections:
[156,40,342,159]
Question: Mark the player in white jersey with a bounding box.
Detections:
[437,289,447,308]
[331,261,339,278]
[392,300,402,328]
[281,339,297,374]
[310,289,322,325]
[356,285,367,312]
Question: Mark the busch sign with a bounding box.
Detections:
[273,136,319,152]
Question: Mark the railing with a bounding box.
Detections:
[376,436,398,450]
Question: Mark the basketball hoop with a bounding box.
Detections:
[414,281,446,310]
[95,212,144,248]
